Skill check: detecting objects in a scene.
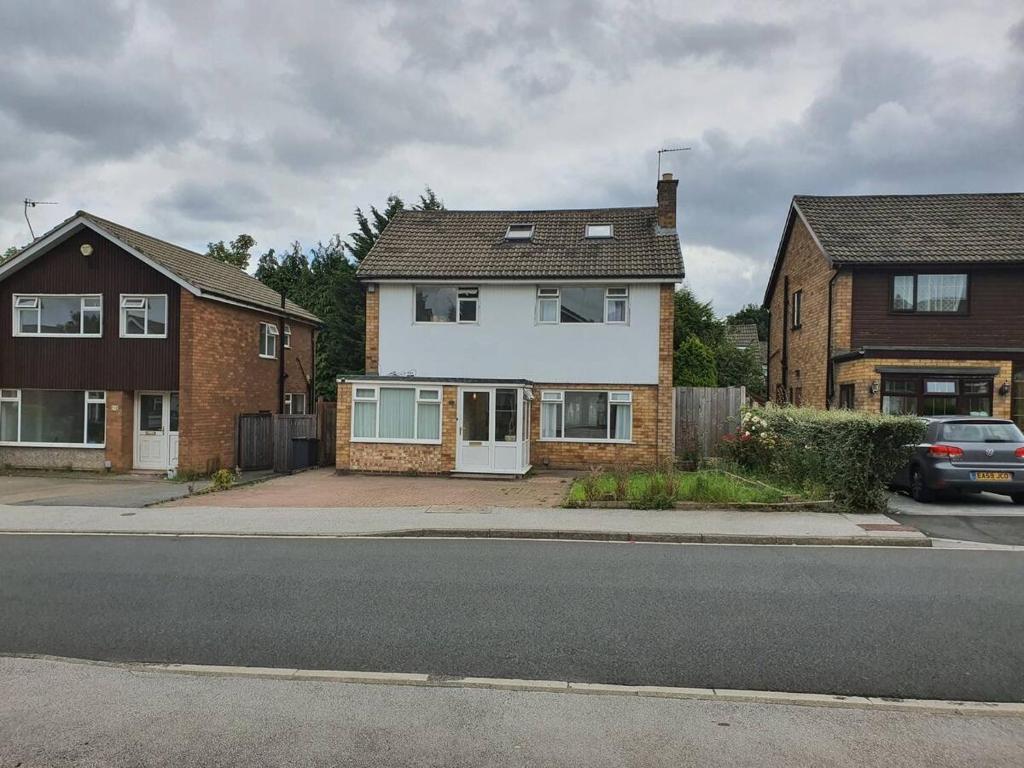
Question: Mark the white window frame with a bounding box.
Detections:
[259,322,279,359]
[585,223,614,238]
[119,294,168,338]
[535,286,629,324]
[504,223,535,240]
[284,324,292,348]
[539,389,633,443]
[413,286,479,324]
[350,385,443,445]
[0,388,106,448]
[284,391,307,414]
[13,293,103,338]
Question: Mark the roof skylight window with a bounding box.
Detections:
[505,224,535,240]
[585,223,613,238]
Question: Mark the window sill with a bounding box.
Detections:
[120,333,168,339]
[350,437,443,446]
[538,438,634,445]
[0,442,105,449]
[13,333,103,339]
[258,353,278,360]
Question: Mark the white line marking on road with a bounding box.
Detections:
[4,653,1021,716]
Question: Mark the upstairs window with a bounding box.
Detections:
[791,289,803,329]
[120,295,167,337]
[259,322,279,358]
[504,224,535,241]
[585,223,613,238]
[892,274,968,313]
[415,286,478,323]
[284,324,292,348]
[14,294,102,337]
[536,286,629,324]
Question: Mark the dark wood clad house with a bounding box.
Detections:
[764,193,1024,428]
[0,211,320,473]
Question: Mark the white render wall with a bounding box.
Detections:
[376,283,661,384]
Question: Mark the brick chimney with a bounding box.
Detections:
[657,172,679,230]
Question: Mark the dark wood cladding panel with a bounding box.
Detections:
[851,267,1024,349]
[0,228,180,390]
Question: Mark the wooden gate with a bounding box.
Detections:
[272,414,317,473]
[237,413,273,470]
[316,400,337,466]
[674,386,746,460]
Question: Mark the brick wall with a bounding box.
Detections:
[178,292,315,473]
[831,270,853,354]
[767,216,834,407]
[104,390,134,471]
[365,286,379,374]
[336,382,457,473]
[656,283,675,460]
[834,357,1014,418]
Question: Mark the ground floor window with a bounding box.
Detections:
[1014,370,1024,431]
[838,384,855,409]
[540,390,632,442]
[284,392,307,415]
[881,375,992,417]
[0,389,105,446]
[352,386,441,443]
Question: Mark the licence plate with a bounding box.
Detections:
[972,472,1012,481]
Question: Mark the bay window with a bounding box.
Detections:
[120,294,167,337]
[882,376,991,416]
[540,390,632,442]
[14,294,102,337]
[0,389,106,446]
[352,386,442,443]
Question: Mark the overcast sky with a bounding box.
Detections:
[1,1,1022,314]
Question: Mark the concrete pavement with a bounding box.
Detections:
[3,655,1023,767]
[0,502,929,545]
[888,491,1024,546]
[3,536,1021,700]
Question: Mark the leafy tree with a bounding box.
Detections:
[726,303,769,341]
[206,234,256,270]
[348,195,405,263]
[413,186,444,211]
[674,335,717,386]
[673,285,722,349]
[2,246,18,263]
[715,342,765,397]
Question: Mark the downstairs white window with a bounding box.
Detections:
[0,389,106,446]
[284,392,307,414]
[540,390,631,442]
[352,386,441,443]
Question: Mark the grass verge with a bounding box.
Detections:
[565,469,796,509]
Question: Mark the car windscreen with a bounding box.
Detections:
[939,422,1024,443]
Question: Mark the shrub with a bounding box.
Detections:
[724,405,924,512]
[211,468,235,491]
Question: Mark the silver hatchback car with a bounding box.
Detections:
[892,417,1024,504]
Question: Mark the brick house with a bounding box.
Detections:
[0,211,320,473]
[764,193,1024,427]
[336,175,685,475]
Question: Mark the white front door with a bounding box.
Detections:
[457,388,493,472]
[135,391,179,471]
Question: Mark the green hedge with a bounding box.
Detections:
[720,406,925,512]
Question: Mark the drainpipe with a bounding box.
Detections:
[781,276,789,398]
[278,292,286,414]
[825,269,839,409]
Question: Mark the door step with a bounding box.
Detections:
[450,472,522,481]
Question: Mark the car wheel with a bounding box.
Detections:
[1011,493,1024,505]
[910,467,934,503]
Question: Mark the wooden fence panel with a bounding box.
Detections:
[272,414,318,473]
[316,400,337,466]
[674,386,745,460]
[237,413,274,470]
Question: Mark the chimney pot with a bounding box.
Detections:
[657,173,679,230]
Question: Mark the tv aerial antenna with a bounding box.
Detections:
[657,147,691,176]
[23,198,58,240]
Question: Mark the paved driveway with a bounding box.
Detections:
[888,490,1024,546]
[0,472,200,508]
[168,468,573,508]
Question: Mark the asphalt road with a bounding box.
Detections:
[2,536,1024,701]
[4,656,1022,768]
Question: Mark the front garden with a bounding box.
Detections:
[566,405,926,512]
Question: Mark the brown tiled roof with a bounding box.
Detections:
[725,323,767,365]
[793,193,1024,264]
[76,212,320,323]
[356,207,684,280]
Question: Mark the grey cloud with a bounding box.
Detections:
[650,20,795,67]
[1011,17,1024,51]
[0,0,133,57]
[157,180,275,224]
[0,63,197,158]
